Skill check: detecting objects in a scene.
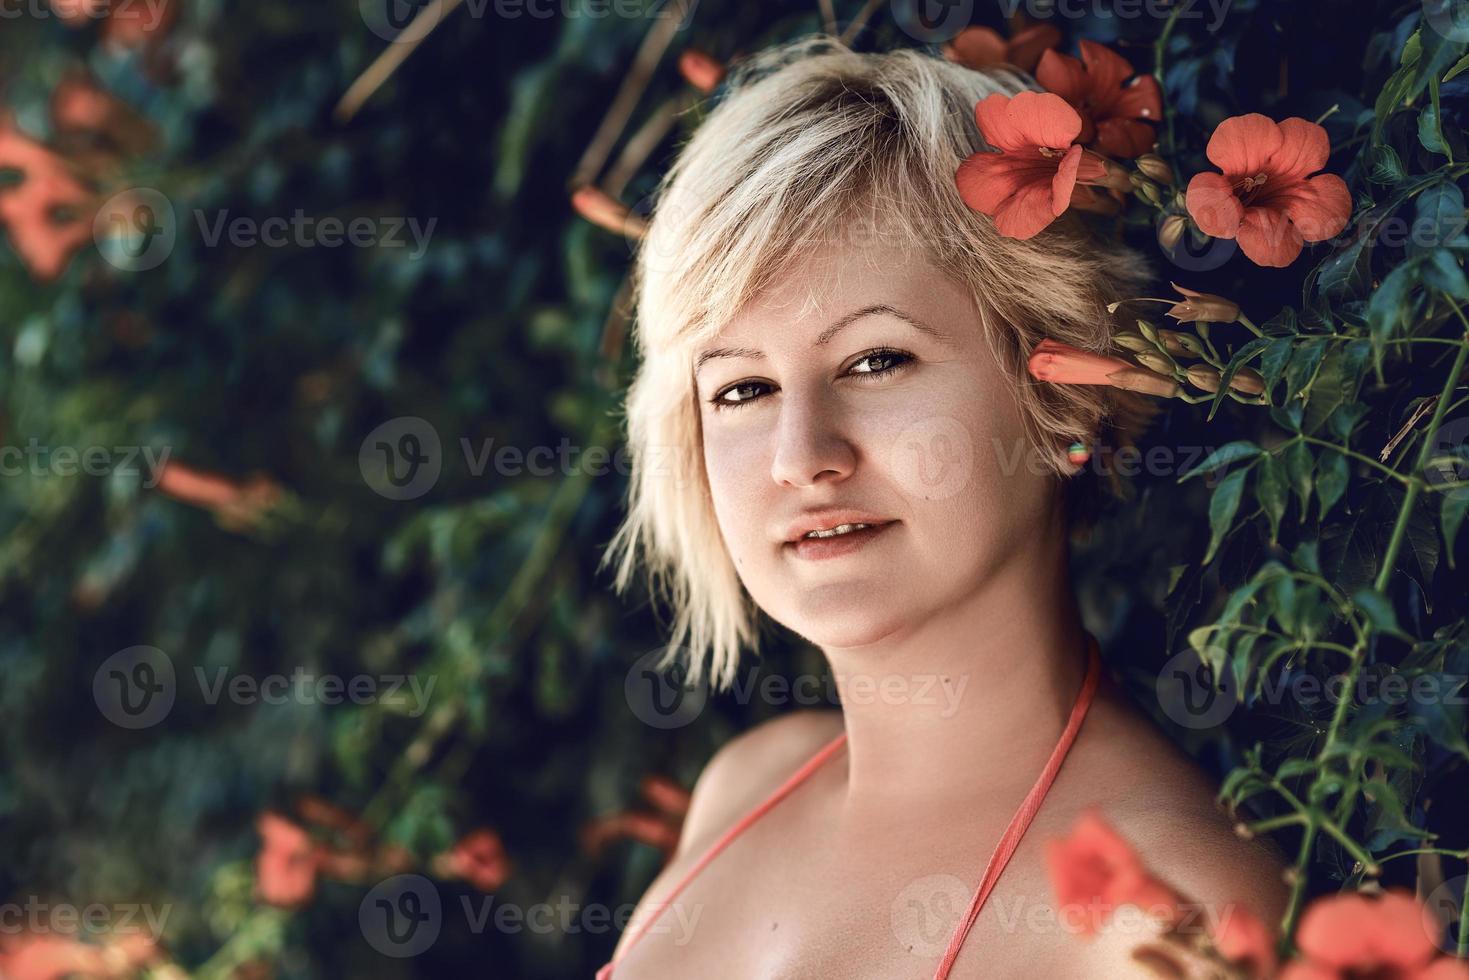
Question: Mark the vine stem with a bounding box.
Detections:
[1152,2,1186,180]
[1277,296,1469,952]
[1459,871,1468,958]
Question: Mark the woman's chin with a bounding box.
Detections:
[781,607,909,652]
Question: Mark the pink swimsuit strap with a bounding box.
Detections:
[597,632,1103,980]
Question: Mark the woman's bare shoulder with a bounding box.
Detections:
[675,709,845,859]
[1061,685,1293,928]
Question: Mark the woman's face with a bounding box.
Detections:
[693,237,1063,650]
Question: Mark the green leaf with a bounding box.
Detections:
[1285,336,1329,401]
[1368,144,1407,184]
[1294,538,1322,575]
[1210,336,1273,421]
[1419,104,1445,154]
[1352,588,1411,639]
[1205,469,1249,564]
[1443,491,1469,570]
[1446,51,1469,82]
[1317,449,1350,520]
[1271,571,1299,631]
[1413,182,1466,254]
[1284,439,1314,514]
[1364,779,1416,830]
[1366,261,1419,375]
[1316,231,1375,300]
[1257,453,1289,543]
[1262,336,1296,391]
[1423,248,1469,299]
[1278,758,1318,780]
[1181,440,1263,481]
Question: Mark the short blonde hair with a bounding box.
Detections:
[602,35,1158,693]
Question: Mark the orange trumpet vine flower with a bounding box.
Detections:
[956,91,1109,240]
[1045,808,1185,936]
[1280,889,1469,980]
[941,22,1062,75]
[1184,113,1351,268]
[1035,40,1163,158]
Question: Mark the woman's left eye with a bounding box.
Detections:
[847,349,912,378]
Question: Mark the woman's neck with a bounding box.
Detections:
[819,525,1091,811]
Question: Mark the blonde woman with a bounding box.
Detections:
[598,36,1289,979]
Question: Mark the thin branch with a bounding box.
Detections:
[570,9,688,190]
[1379,395,1438,463]
[838,0,884,45]
[603,93,693,200]
[335,0,467,123]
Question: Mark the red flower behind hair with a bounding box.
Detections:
[942,22,1063,74]
[1034,40,1162,158]
[955,91,1108,239]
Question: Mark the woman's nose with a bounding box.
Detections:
[768,393,856,488]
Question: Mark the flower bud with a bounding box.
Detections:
[1166,282,1240,324]
[1105,367,1181,398]
[1158,214,1187,250]
[1157,330,1189,357]
[678,48,726,94]
[1111,330,1152,353]
[571,186,647,239]
[1134,349,1173,374]
[1135,153,1173,185]
[1158,329,1205,358]
[1186,364,1222,392]
[1228,367,1266,396]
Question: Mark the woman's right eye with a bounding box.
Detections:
[709,381,772,410]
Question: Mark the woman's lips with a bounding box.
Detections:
[784,521,896,561]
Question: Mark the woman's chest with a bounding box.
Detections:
[608,796,1092,980]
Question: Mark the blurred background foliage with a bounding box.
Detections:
[0,0,1465,976]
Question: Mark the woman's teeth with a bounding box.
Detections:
[804,523,875,539]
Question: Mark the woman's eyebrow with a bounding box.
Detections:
[693,304,950,375]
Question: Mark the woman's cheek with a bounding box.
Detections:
[702,423,773,564]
